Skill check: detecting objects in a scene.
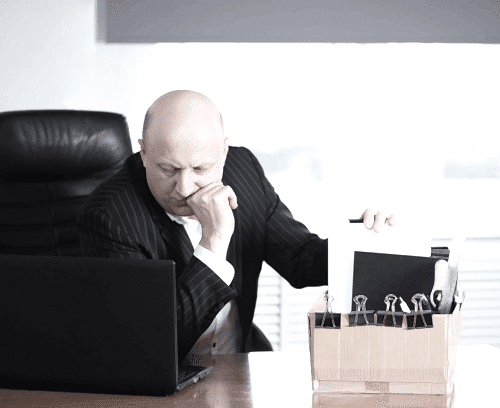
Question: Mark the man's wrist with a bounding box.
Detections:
[193,245,234,286]
[199,235,231,256]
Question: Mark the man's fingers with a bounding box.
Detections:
[186,181,222,203]
[185,181,237,255]
[195,181,223,196]
[213,185,237,210]
[227,187,238,210]
[361,208,396,232]
[361,208,376,230]
[373,211,388,232]
[187,182,237,210]
[208,185,238,209]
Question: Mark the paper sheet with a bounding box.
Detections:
[328,220,430,313]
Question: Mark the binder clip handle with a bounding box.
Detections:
[321,293,336,328]
[411,293,428,313]
[323,293,334,313]
[411,293,430,328]
[382,294,398,326]
[352,295,369,325]
[384,294,398,312]
[353,295,368,312]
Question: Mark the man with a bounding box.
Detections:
[77,90,395,362]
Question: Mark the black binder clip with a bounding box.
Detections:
[406,293,433,329]
[376,294,404,327]
[348,295,375,326]
[315,293,341,329]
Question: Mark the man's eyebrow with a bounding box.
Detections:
[158,161,215,168]
[157,160,178,167]
[193,162,215,168]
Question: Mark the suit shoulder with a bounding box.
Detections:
[223,146,272,203]
[227,145,256,161]
[226,146,263,173]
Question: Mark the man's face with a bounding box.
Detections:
[140,121,227,217]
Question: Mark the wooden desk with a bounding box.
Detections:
[0,344,498,407]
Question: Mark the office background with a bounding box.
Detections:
[1,0,499,350]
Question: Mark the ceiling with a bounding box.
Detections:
[102,0,500,43]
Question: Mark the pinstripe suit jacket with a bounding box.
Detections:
[77,146,327,361]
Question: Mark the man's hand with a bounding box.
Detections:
[361,208,396,233]
[186,181,238,255]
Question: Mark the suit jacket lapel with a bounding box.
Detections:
[227,205,253,353]
[226,207,242,294]
[131,153,194,272]
[159,218,194,271]
[147,206,193,273]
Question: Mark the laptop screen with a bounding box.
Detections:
[0,255,178,396]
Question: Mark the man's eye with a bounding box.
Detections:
[194,167,209,173]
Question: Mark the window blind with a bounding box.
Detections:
[254,237,500,351]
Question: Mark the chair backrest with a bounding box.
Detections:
[0,110,133,256]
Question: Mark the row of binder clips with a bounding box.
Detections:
[315,293,434,330]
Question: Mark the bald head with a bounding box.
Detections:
[139,90,229,216]
[142,90,224,150]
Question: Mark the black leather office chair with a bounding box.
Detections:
[0,110,133,256]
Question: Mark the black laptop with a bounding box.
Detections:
[0,254,212,396]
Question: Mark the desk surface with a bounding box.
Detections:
[1,344,498,407]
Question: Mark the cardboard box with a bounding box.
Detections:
[308,291,461,394]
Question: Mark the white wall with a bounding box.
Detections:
[2,0,499,352]
[1,0,499,238]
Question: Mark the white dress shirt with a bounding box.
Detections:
[166,212,243,357]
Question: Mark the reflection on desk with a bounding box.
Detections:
[0,344,498,407]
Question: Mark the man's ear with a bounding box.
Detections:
[138,139,146,166]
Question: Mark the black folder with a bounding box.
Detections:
[351,251,437,313]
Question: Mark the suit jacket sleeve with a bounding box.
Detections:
[77,199,236,362]
[247,150,328,288]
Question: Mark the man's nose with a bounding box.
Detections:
[175,169,197,198]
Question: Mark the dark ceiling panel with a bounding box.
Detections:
[101,0,500,43]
